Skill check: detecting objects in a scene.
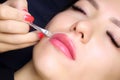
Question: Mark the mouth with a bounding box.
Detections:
[49,33,75,60]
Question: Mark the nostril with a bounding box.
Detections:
[71,21,93,44]
[73,26,84,38]
[81,33,84,38]
[73,27,76,31]
[79,32,84,39]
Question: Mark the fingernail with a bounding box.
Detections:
[38,32,44,39]
[24,14,34,23]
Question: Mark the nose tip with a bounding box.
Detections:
[70,21,93,43]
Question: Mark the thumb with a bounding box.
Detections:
[3,0,28,11]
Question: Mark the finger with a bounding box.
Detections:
[4,0,28,10]
[0,42,37,53]
[0,20,30,33]
[0,31,39,44]
[0,4,32,22]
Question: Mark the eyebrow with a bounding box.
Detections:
[110,18,120,28]
[87,0,99,9]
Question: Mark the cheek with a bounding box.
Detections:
[33,40,59,72]
[75,40,120,75]
[46,13,78,32]
[90,47,120,77]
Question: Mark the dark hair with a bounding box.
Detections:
[60,0,78,11]
[0,0,6,3]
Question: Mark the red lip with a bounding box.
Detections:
[49,33,75,60]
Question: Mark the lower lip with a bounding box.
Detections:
[49,38,74,60]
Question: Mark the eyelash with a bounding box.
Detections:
[72,5,87,15]
[106,31,120,48]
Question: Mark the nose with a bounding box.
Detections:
[70,21,94,43]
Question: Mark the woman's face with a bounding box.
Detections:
[33,0,120,80]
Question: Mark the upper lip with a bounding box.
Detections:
[49,33,76,60]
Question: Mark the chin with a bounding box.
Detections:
[32,38,78,80]
[32,39,62,79]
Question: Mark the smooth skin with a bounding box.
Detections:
[15,0,120,80]
[0,0,39,53]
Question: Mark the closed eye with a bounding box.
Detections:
[106,31,120,48]
[72,5,87,15]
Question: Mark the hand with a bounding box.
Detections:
[0,0,40,53]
